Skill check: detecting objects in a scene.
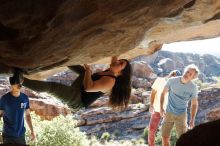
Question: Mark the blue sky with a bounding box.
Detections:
[162,37,220,57]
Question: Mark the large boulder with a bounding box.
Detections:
[131,76,152,89]
[29,98,71,120]
[131,61,155,79]
[157,58,175,72]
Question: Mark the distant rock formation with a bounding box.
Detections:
[132,51,220,81]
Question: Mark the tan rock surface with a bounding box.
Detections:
[0,0,220,76]
[207,108,220,121]
[30,98,71,120]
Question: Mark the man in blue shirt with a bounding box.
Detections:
[160,64,199,146]
[0,74,35,145]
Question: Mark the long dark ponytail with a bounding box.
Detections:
[109,59,132,109]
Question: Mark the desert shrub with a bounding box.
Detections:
[26,113,89,146]
[142,126,148,139]
[101,132,110,141]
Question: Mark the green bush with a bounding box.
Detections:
[26,113,89,146]
[132,138,145,145]
[142,126,148,139]
[101,132,110,141]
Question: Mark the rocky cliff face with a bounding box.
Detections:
[196,88,220,123]
[0,0,220,76]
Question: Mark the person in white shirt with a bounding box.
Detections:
[148,70,181,146]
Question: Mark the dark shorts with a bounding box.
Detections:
[2,134,26,145]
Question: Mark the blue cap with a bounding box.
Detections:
[174,70,181,76]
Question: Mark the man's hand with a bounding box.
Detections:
[30,131,36,141]
[149,105,154,113]
[25,109,35,141]
[84,64,91,71]
[189,119,195,129]
[189,98,198,129]
[160,108,166,117]
[160,87,168,118]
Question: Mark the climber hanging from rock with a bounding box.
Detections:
[13,56,132,111]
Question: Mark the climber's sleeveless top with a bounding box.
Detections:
[81,73,116,107]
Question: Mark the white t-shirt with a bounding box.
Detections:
[151,77,168,112]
